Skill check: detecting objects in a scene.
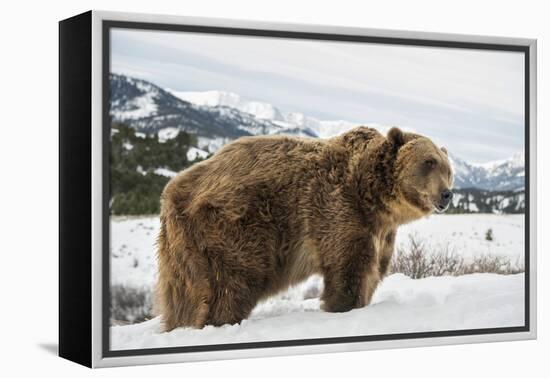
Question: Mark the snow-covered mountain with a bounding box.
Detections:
[111,74,525,193]
[168,89,357,139]
[110,74,317,149]
[168,90,287,122]
[449,153,525,191]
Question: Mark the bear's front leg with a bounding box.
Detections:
[320,235,379,312]
[347,228,397,308]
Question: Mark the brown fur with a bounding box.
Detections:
[155,126,453,331]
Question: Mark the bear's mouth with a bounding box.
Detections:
[433,202,450,213]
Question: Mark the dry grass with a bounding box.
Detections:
[110,284,154,325]
[391,233,524,279]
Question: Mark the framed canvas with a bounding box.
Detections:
[59,10,537,368]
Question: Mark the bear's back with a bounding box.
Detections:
[162,135,331,217]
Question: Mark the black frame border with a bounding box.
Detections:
[59,11,93,367]
[101,20,531,358]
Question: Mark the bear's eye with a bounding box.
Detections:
[424,159,437,169]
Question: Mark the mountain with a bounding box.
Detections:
[449,153,525,191]
[168,90,287,122]
[110,74,317,152]
[111,74,525,194]
[168,89,357,139]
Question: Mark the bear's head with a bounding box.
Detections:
[387,127,454,217]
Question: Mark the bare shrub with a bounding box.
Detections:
[462,254,524,275]
[391,234,464,278]
[390,233,524,279]
[110,284,154,325]
[429,244,464,277]
[391,235,432,279]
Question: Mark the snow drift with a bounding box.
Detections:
[111,272,524,350]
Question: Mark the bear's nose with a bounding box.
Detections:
[441,189,453,202]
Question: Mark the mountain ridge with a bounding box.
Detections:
[111,73,525,192]
[168,88,360,139]
[448,153,525,191]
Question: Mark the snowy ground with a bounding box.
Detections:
[111,273,524,350]
[397,214,524,261]
[109,214,525,351]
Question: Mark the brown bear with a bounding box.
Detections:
[155,126,453,331]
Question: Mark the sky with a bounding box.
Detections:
[111,28,525,163]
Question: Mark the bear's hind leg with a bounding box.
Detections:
[205,264,261,327]
[155,276,210,331]
[155,217,212,331]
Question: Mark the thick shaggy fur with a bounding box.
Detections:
[155,127,453,331]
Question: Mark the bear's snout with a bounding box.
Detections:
[435,189,453,212]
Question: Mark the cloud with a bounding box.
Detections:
[110,28,525,163]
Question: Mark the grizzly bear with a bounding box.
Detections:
[155,126,453,331]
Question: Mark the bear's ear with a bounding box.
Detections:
[441,147,448,155]
[387,127,405,148]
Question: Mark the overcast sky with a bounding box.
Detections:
[111,28,525,163]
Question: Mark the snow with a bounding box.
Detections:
[475,152,524,171]
[111,217,159,288]
[237,122,277,136]
[452,192,464,207]
[242,101,284,121]
[449,152,525,191]
[110,273,524,350]
[468,202,479,212]
[515,194,525,211]
[315,120,360,138]
[111,91,158,120]
[136,165,146,176]
[169,90,242,108]
[110,214,525,350]
[186,146,209,161]
[157,127,179,142]
[169,90,285,121]
[197,136,232,153]
[153,167,177,178]
[396,214,524,260]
